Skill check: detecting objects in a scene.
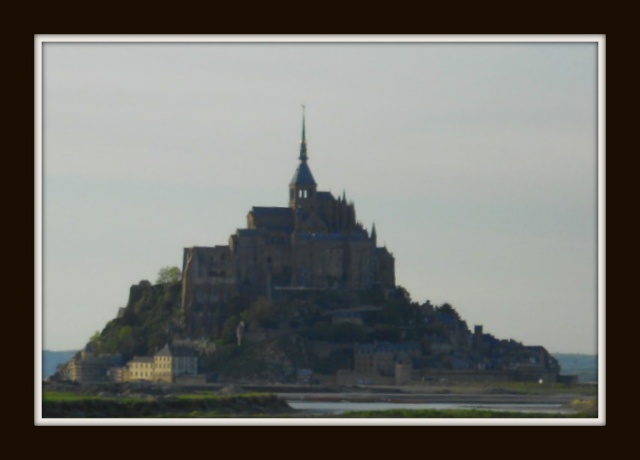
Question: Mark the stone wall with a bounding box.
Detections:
[420,369,512,383]
[175,374,207,385]
[335,370,395,386]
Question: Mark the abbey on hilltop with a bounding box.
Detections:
[181,112,395,328]
[51,112,571,389]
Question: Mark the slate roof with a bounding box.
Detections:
[296,232,369,241]
[317,191,335,202]
[155,344,197,358]
[251,207,293,217]
[250,207,294,231]
[290,161,316,186]
[155,344,173,357]
[296,232,341,241]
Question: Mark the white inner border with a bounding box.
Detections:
[34,34,605,427]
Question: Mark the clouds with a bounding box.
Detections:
[40,38,599,354]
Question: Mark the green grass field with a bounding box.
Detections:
[41,391,292,418]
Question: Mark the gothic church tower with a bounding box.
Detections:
[289,108,317,215]
[181,111,396,335]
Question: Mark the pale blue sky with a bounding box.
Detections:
[40,37,601,354]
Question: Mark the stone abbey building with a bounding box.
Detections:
[181,114,395,329]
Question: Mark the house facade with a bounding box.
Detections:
[123,344,198,383]
[63,345,124,383]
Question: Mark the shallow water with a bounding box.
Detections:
[286,400,575,415]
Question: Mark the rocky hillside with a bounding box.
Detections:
[59,279,561,383]
[86,279,185,360]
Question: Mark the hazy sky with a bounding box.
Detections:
[39,36,601,355]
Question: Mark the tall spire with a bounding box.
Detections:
[290,106,316,190]
[299,104,307,162]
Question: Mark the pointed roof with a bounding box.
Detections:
[154,343,196,358]
[290,107,317,186]
[290,161,316,186]
[299,105,308,162]
[155,344,173,357]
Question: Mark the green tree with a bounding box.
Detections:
[330,322,367,343]
[244,298,280,329]
[88,330,102,354]
[220,315,244,344]
[156,266,181,284]
[390,286,412,303]
[117,325,136,356]
[369,325,402,342]
[435,302,461,320]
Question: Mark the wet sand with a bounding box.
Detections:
[276,391,584,405]
[268,383,597,406]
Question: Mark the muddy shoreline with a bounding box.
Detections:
[277,392,585,405]
[41,381,598,418]
[251,383,596,405]
[44,380,596,406]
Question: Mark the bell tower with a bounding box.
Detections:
[289,106,317,211]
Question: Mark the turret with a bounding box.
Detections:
[289,106,317,212]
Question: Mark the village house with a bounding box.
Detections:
[122,344,198,383]
[62,344,124,383]
[354,341,422,377]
